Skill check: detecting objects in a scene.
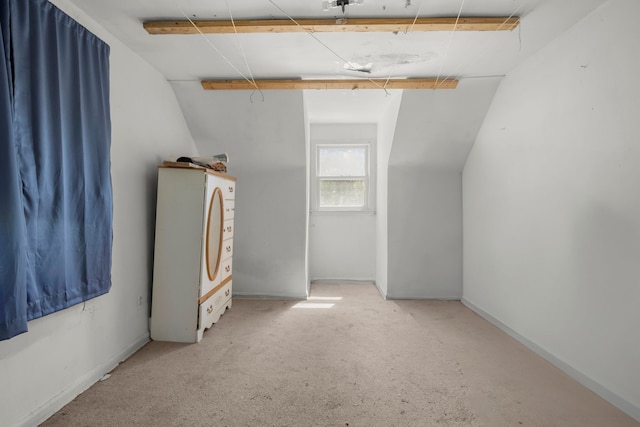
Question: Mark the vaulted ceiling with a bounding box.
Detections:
[66,0,605,167]
[69,0,602,83]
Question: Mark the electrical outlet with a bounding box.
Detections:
[137,295,143,308]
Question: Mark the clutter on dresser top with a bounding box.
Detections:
[162,153,229,173]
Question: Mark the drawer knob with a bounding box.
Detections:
[225,289,230,297]
[229,187,234,193]
[226,246,231,252]
[207,305,213,314]
[226,226,232,232]
[225,266,231,272]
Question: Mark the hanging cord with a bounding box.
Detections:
[224,0,263,99]
[405,2,422,35]
[434,0,535,88]
[267,0,387,91]
[250,90,265,103]
[382,1,424,92]
[176,0,259,90]
[518,18,522,51]
[434,0,465,89]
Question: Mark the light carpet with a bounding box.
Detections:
[41,283,638,426]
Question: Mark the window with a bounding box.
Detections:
[0,0,112,340]
[314,144,373,211]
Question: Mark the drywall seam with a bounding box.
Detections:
[17,333,150,427]
[461,298,640,423]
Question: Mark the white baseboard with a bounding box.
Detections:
[310,279,375,284]
[18,333,150,427]
[387,294,462,301]
[461,298,640,423]
[374,282,387,300]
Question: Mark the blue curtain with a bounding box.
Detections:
[0,0,112,340]
[0,1,29,340]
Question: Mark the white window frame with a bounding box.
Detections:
[311,140,376,213]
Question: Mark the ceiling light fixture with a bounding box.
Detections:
[323,0,364,13]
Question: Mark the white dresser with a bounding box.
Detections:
[150,165,236,343]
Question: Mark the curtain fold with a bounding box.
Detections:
[0,1,29,340]
[0,0,112,339]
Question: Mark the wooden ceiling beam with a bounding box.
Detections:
[144,17,519,35]
[200,78,458,90]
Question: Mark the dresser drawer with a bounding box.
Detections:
[223,200,235,219]
[223,219,234,240]
[220,257,232,281]
[222,239,233,260]
[198,279,232,331]
[222,180,235,200]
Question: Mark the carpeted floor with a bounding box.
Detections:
[41,283,638,426]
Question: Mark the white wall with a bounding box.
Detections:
[0,1,198,426]
[463,0,640,420]
[385,82,499,299]
[303,97,311,295]
[375,92,403,297]
[308,123,377,282]
[309,214,376,281]
[388,167,463,299]
[173,88,308,298]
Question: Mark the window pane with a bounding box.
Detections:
[318,147,366,177]
[319,179,365,208]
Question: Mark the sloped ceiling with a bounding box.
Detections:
[390,78,502,169]
[304,89,403,123]
[66,0,606,169]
